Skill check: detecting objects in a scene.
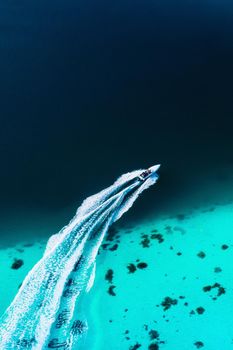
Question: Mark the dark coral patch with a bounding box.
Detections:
[203,285,211,292]
[127,263,137,273]
[148,344,159,350]
[151,233,164,243]
[141,236,150,248]
[194,341,204,348]
[105,269,114,283]
[214,267,222,273]
[149,330,159,340]
[11,259,24,270]
[129,343,141,349]
[161,297,178,311]
[137,262,148,269]
[197,251,206,259]
[203,283,225,299]
[196,307,205,315]
[109,244,118,251]
[108,285,116,296]
[217,286,226,296]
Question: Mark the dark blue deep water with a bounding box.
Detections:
[0,0,233,241]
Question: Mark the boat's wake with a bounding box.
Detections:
[0,166,159,349]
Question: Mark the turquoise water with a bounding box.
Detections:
[0,168,232,349]
[86,203,233,350]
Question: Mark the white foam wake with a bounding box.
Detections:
[0,168,159,349]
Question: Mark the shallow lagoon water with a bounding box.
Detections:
[86,203,233,350]
[0,169,233,349]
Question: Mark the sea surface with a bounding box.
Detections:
[0,0,233,348]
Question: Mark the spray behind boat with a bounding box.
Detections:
[0,165,160,350]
